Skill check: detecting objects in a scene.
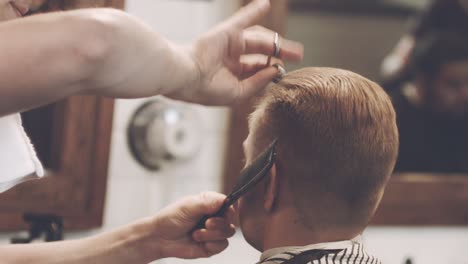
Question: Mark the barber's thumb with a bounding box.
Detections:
[191,192,227,216]
[239,66,281,101]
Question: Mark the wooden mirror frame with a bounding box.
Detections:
[0,0,124,231]
[224,0,468,226]
[372,173,468,225]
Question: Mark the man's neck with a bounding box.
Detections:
[261,210,361,252]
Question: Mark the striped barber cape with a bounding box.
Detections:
[257,237,382,264]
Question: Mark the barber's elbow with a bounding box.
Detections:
[68,9,128,79]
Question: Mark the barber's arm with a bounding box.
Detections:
[0,192,235,264]
[0,0,303,116]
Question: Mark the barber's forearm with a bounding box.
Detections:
[0,9,108,115]
[93,217,167,264]
[0,218,159,264]
[83,9,198,99]
[0,8,197,116]
[70,218,159,264]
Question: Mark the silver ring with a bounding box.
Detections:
[273,32,281,57]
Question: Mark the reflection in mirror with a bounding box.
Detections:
[27,0,63,14]
[381,0,468,174]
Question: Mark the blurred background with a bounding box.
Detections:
[1,0,468,264]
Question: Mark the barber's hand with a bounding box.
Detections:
[167,0,304,105]
[381,34,415,80]
[149,192,236,259]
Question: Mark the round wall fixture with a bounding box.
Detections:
[127,98,203,170]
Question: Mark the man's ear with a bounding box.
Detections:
[264,163,278,212]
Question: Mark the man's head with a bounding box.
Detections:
[237,67,399,251]
[461,0,468,13]
[411,31,468,116]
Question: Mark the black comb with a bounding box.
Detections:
[192,139,278,231]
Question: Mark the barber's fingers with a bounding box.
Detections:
[203,240,230,257]
[239,54,283,79]
[205,218,233,231]
[193,226,236,242]
[179,192,227,223]
[243,26,304,61]
[236,66,279,101]
[193,218,235,242]
[223,0,271,29]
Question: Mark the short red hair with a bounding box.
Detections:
[249,67,399,229]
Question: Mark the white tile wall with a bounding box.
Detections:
[364,227,468,264]
[97,3,247,263]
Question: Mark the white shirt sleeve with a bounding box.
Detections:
[0,114,44,193]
